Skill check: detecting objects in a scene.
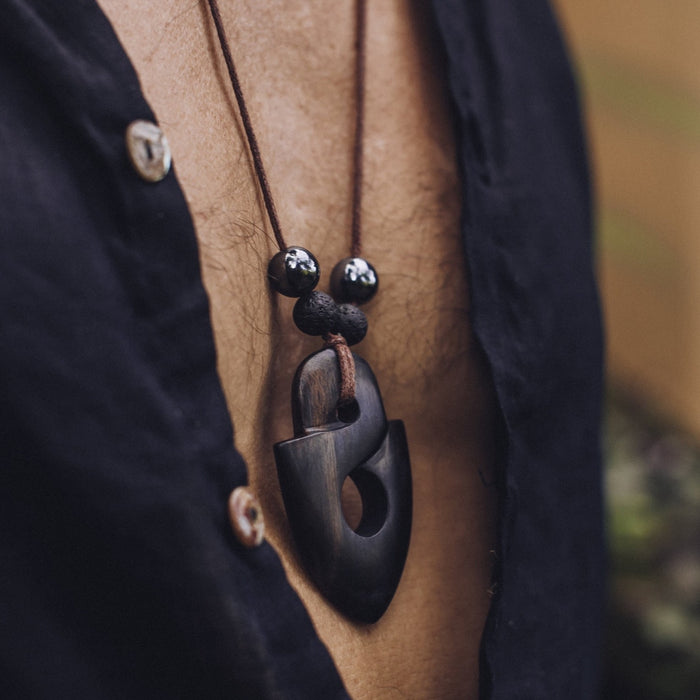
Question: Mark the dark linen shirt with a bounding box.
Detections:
[0,1,604,698]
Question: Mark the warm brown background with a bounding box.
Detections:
[551,4,700,698]
[553,0,700,437]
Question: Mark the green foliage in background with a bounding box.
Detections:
[603,395,700,700]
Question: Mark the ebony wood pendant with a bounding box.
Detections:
[274,348,412,623]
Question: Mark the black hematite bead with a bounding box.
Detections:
[267,247,320,297]
[330,257,378,304]
[293,291,338,336]
[334,303,368,346]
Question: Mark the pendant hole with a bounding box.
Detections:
[341,476,363,531]
[337,398,360,424]
[341,469,388,537]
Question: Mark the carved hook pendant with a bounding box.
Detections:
[274,348,412,623]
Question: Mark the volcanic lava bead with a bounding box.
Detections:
[334,303,368,346]
[330,257,378,304]
[267,246,320,297]
[293,291,338,336]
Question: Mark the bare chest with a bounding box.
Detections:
[99,1,497,697]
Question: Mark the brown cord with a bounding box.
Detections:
[350,0,367,258]
[205,0,286,251]
[205,0,366,257]
[206,0,367,403]
[323,334,356,408]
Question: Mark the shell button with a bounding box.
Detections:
[125,119,171,182]
[228,486,265,548]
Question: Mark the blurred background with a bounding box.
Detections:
[552,1,700,698]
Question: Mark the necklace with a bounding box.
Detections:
[205,0,411,623]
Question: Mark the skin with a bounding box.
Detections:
[98,1,499,697]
